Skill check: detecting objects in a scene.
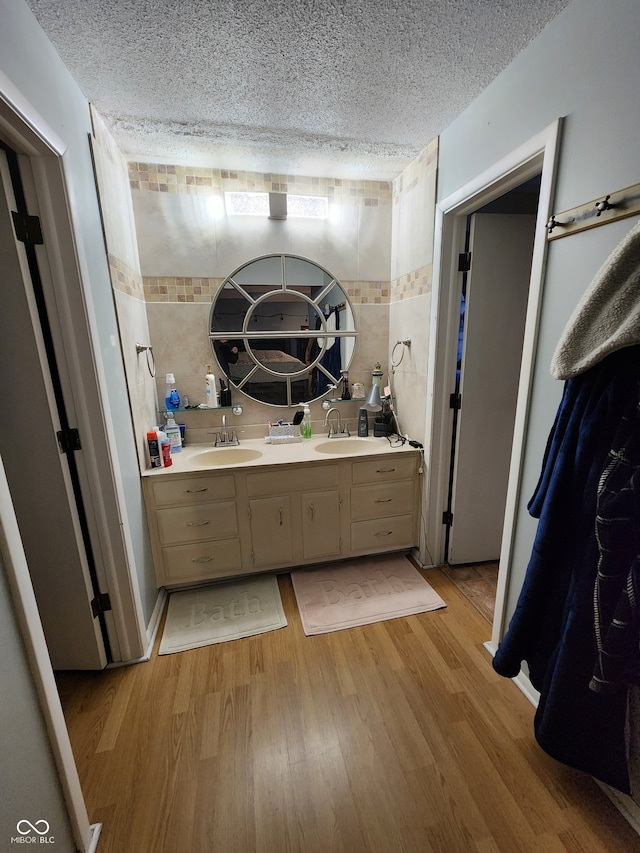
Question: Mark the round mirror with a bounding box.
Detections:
[209,254,356,406]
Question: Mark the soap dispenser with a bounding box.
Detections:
[301,403,312,439]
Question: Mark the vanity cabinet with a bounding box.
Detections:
[246,464,342,570]
[142,449,419,588]
[144,473,243,586]
[248,496,294,568]
[350,456,419,554]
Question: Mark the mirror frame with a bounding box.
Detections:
[209,254,357,407]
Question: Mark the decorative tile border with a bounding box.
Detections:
[108,254,144,299]
[143,276,390,304]
[143,276,224,303]
[128,163,392,206]
[391,264,433,302]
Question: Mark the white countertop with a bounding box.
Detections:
[142,434,419,477]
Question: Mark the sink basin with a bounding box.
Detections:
[314,439,381,455]
[192,448,263,467]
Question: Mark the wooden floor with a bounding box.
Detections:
[56,564,640,852]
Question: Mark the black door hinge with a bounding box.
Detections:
[11,210,44,245]
[458,251,472,272]
[57,427,82,454]
[442,510,454,526]
[91,592,112,618]
[449,393,462,410]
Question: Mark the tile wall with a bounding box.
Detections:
[128,164,395,443]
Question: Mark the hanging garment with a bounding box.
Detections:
[590,397,640,695]
[551,219,640,379]
[493,346,640,794]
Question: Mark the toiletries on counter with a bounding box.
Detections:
[165,373,180,410]
[160,436,172,466]
[147,430,161,468]
[301,403,312,439]
[219,377,232,407]
[205,365,219,408]
[358,407,369,436]
[164,412,182,452]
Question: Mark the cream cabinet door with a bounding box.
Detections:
[301,490,341,560]
[249,496,294,568]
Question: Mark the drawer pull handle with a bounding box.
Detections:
[186,520,210,527]
[279,507,284,526]
[309,503,315,520]
[184,487,208,493]
[191,556,213,563]
[375,530,393,537]
[374,498,392,503]
[376,467,396,473]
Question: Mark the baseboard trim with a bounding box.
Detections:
[87,822,102,852]
[106,589,166,668]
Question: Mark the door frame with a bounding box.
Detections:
[0,70,147,664]
[0,67,146,850]
[424,119,562,646]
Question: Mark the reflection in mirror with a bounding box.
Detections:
[209,254,357,406]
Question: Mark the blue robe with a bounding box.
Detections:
[493,345,640,794]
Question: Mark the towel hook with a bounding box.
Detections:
[595,195,618,216]
[136,343,156,378]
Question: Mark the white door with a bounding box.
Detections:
[0,149,107,669]
[448,213,535,565]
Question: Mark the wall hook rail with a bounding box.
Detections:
[547,180,640,240]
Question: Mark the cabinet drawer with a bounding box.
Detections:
[352,455,416,485]
[152,474,235,507]
[350,514,416,552]
[247,464,338,497]
[157,501,238,545]
[350,481,415,521]
[162,539,242,583]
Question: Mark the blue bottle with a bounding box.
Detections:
[165,372,180,410]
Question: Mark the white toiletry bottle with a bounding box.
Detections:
[164,412,182,452]
[205,365,219,408]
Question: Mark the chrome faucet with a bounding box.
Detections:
[215,413,239,446]
[324,407,350,438]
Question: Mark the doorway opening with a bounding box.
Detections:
[424,120,562,641]
[440,179,541,624]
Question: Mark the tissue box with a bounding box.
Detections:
[268,424,303,443]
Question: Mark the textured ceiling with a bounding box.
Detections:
[24,0,570,179]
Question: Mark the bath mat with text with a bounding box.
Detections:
[291,554,446,636]
[159,575,287,655]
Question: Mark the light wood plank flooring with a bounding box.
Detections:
[56,564,640,852]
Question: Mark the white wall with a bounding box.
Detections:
[438,0,640,625]
[0,0,156,632]
[0,553,76,850]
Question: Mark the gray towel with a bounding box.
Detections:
[551,219,640,380]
